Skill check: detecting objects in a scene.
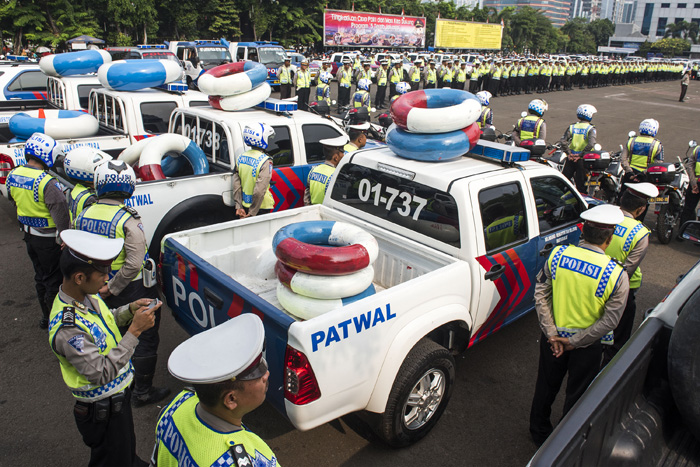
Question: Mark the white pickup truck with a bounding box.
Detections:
[159,141,590,447]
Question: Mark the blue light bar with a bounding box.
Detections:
[154,82,189,92]
[138,44,167,49]
[468,140,530,163]
[255,98,297,112]
[195,40,222,46]
[7,55,29,62]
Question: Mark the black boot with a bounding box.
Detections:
[131,355,171,408]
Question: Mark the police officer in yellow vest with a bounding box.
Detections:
[336,57,353,108]
[294,59,311,111]
[453,61,467,90]
[277,57,294,99]
[679,141,700,236]
[151,314,280,467]
[63,147,111,224]
[602,183,658,366]
[375,59,389,109]
[621,118,664,221]
[388,59,403,99]
[408,59,422,91]
[529,205,629,446]
[75,159,170,408]
[513,99,548,147]
[424,59,438,89]
[344,122,369,154]
[304,134,350,205]
[6,133,70,329]
[49,229,159,466]
[561,104,598,192]
[476,91,493,129]
[233,123,276,218]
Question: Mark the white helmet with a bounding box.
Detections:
[243,123,275,150]
[64,147,112,183]
[319,72,332,84]
[639,118,659,137]
[576,104,597,122]
[528,99,548,117]
[358,78,371,91]
[24,133,63,168]
[396,82,411,95]
[94,160,136,199]
[476,91,492,106]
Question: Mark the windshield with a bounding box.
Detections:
[142,51,180,63]
[258,47,287,65]
[198,47,232,64]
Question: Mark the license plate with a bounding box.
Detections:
[652,196,669,204]
[273,80,279,84]
[586,180,601,187]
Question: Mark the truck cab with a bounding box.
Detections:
[0,62,48,101]
[228,41,288,88]
[168,40,232,88]
[105,44,181,64]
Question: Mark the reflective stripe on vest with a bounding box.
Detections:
[236,149,274,209]
[316,83,330,102]
[307,163,336,205]
[628,136,659,171]
[606,216,649,289]
[155,390,280,467]
[353,90,370,108]
[48,295,133,401]
[548,245,623,344]
[69,184,93,224]
[6,165,56,228]
[569,122,592,154]
[478,107,491,128]
[518,116,543,140]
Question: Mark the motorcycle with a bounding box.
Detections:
[337,105,386,141]
[646,147,692,244]
[540,142,566,172]
[583,144,623,203]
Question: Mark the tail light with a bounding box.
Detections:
[284,345,321,405]
[0,153,15,185]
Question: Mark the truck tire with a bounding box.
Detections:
[668,287,700,441]
[375,338,455,447]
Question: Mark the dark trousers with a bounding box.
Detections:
[603,288,637,366]
[296,87,310,111]
[106,280,160,358]
[375,85,386,108]
[562,157,587,193]
[469,80,479,93]
[530,334,602,444]
[680,83,688,102]
[339,85,351,107]
[24,232,62,321]
[680,188,700,228]
[74,388,139,467]
[452,80,465,90]
[279,83,292,99]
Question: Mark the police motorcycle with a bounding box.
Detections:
[646,141,693,244]
[335,104,386,141]
[582,143,620,202]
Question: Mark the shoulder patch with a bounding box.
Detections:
[123,206,141,219]
[67,334,85,353]
[62,306,76,327]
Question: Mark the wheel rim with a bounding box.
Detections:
[402,369,446,431]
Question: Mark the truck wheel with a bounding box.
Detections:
[656,204,677,244]
[376,338,455,447]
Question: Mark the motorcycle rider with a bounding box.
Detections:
[513,99,547,147]
[560,104,598,193]
[679,141,700,237]
[621,119,664,221]
[352,78,371,111]
[390,81,410,107]
[476,91,493,129]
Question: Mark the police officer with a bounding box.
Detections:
[354,59,372,90]
[75,160,170,408]
[233,123,275,218]
[529,205,629,446]
[408,59,422,91]
[476,91,493,129]
[344,122,369,154]
[151,314,279,467]
[561,104,598,193]
[440,59,453,88]
[352,78,371,111]
[513,99,547,147]
[621,119,664,221]
[63,147,111,224]
[424,59,438,89]
[453,61,467,90]
[294,59,311,111]
[49,229,159,466]
[304,134,350,206]
[6,132,69,328]
[375,59,389,109]
[679,141,700,236]
[390,81,410,107]
[469,61,481,93]
[388,59,403,99]
[315,71,332,105]
[603,183,658,366]
[336,57,353,108]
[277,57,294,99]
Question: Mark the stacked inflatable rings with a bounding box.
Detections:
[273,220,379,275]
[118,133,208,181]
[385,122,481,162]
[9,109,99,140]
[199,61,271,111]
[391,89,482,134]
[39,50,112,77]
[98,60,184,91]
[272,220,379,320]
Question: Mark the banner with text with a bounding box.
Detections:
[324,9,426,48]
[434,19,502,50]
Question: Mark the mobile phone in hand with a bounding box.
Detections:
[145,298,160,311]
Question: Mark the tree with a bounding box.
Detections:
[587,18,614,47]
[653,37,691,56]
[561,18,596,53]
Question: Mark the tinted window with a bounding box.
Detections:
[7,71,48,92]
[141,102,177,134]
[661,2,670,6]
[530,176,585,233]
[302,124,343,163]
[678,3,687,7]
[173,114,227,165]
[107,50,130,60]
[330,163,461,247]
[479,183,528,252]
[236,48,246,61]
[77,85,100,110]
[268,126,293,167]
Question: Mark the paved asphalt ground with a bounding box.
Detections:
[1,79,699,466]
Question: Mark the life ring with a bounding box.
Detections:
[272,220,379,276]
[118,137,154,165]
[136,134,209,181]
[275,261,375,300]
[197,61,268,97]
[390,89,481,134]
[276,282,376,320]
[208,82,272,111]
[9,109,99,140]
[98,60,184,91]
[39,50,112,77]
[385,122,481,162]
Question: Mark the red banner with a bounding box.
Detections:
[323,9,426,48]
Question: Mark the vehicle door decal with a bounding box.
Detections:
[271,165,314,211]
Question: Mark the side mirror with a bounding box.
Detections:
[370,107,376,112]
[678,220,700,244]
[689,140,697,148]
[331,99,337,105]
[594,143,602,151]
[628,130,636,138]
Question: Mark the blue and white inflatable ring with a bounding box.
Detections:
[98,60,184,91]
[197,61,268,97]
[9,109,99,141]
[40,50,112,77]
[385,122,482,163]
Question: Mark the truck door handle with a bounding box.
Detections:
[484,264,506,281]
[539,243,554,257]
[203,287,224,309]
